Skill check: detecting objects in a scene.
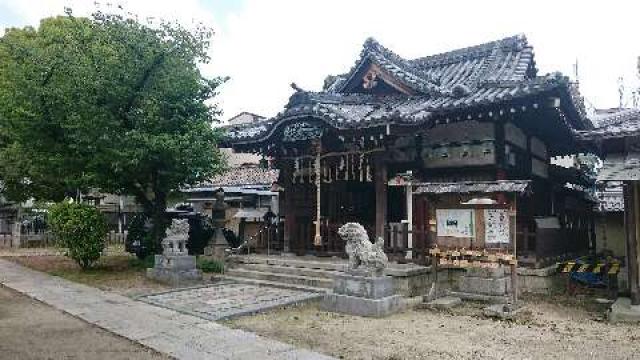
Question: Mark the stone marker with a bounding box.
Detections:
[147,219,202,285]
[424,296,462,310]
[483,303,524,320]
[322,223,405,317]
[608,297,640,323]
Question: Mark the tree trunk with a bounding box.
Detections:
[147,192,168,255]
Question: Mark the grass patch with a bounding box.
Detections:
[197,257,224,273]
[128,255,155,270]
[6,255,171,295]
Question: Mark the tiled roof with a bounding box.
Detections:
[227,75,585,143]
[187,167,279,190]
[576,108,640,140]
[597,154,640,181]
[414,180,531,195]
[330,35,535,95]
[225,35,590,143]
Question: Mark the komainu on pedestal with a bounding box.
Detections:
[322,222,405,317]
[340,222,388,277]
[147,219,202,285]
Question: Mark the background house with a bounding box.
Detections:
[577,108,640,301]
[184,112,280,247]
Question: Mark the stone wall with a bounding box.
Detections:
[387,264,566,297]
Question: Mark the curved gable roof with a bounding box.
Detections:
[225,35,590,145]
[327,34,536,97]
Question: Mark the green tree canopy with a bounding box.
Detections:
[0,9,226,247]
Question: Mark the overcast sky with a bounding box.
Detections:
[2,0,639,122]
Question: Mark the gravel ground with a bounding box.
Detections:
[0,285,169,360]
[227,294,640,360]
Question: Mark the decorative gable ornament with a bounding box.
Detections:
[282,121,324,142]
[362,68,379,90]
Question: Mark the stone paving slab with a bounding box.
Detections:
[0,259,334,360]
[138,282,322,321]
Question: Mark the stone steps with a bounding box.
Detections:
[235,256,348,272]
[224,268,334,289]
[239,263,343,280]
[222,276,329,294]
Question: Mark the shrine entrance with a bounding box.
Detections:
[284,151,379,256]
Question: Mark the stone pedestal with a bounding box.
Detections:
[322,273,405,317]
[146,254,202,286]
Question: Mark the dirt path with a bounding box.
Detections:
[228,295,640,360]
[0,285,169,360]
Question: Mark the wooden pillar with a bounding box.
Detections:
[624,181,640,305]
[511,194,518,304]
[405,183,413,259]
[313,140,322,246]
[414,195,426,257]
[374,159,388,240]
[282,165,295,254]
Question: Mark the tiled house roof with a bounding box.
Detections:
[188,167,279,190]
[225,35,591,144]
[576,108,640,140]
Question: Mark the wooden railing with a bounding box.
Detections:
[384,223,431,264]
[254,222,284,253]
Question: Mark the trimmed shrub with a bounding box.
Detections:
[49,201,108,270]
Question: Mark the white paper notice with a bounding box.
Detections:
[436,209,475,238]
[484,209,510,244]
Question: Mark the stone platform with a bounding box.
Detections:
[139,282,322,320]
[453,266,509,303]
[322,273,405,317]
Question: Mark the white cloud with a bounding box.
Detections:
[3,0,640,120]
[208,0,640,120]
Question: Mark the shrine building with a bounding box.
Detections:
[223,35,595,267]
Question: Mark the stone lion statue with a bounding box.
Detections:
[165,219,189,240]
[338,222,388,276]
[162,219,190,256]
